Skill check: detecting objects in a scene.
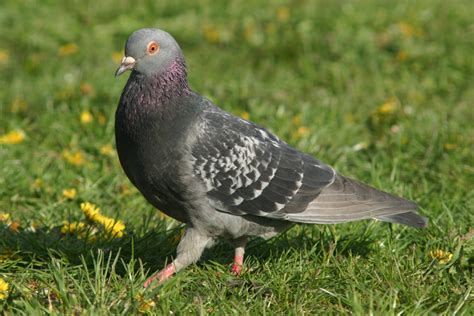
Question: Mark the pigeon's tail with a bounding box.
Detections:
[286,175,428,228]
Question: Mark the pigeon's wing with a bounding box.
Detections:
[190,106,336,219]
[190,103,427,228]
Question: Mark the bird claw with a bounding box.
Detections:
[143,263,176,288]
[231,263,243,276]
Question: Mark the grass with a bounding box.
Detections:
[0,0,473,314]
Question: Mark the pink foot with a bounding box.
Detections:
[143,263,176,288]
[231,255,244,275]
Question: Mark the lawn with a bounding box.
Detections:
[0,0,473,314]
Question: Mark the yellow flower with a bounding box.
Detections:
[0,49,9,63]
[396,51,408,61]
[276,7,290,22]
[291,115,302,126]
[81,202,125,238]
[62,149,85,166]
[80,110,93,124]
[112,52,123,64]
[135,294,156,313]
[32,178,43,190]
[0,278,9,300]
[104,219,125,238]
[430,249,453,264]
[0,130,25,145]
[9,220,21,232]
[397,22,423,38]
[61,221,96,241]
[80,83,94,96]
[58,43,79,56]
[240,111,250,120]
[203,24,220,44]
[61,221,86,234]
[10,98,28,113]
[62,188,77,200]
[119,183,134,196]
[296,126,310,137]
[81,202,101,221]
[0,213,10,222]
[139,299,156,313]
[377,99,398,114]
[100,144,114,156]
[444,143,457,151]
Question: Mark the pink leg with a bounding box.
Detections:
[231,237,247,276]
[143,263,176,288]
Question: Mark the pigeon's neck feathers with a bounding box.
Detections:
[117,57,194,135]
[123,57,191,110]
[151,57,191,99]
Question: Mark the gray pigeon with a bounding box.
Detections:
[114,28,428,287]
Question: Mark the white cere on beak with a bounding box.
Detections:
[115,56,137,77]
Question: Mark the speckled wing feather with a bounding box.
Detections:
[191,103,336,219]
[190,101,427,228]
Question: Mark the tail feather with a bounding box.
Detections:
[376,212,428,228]
[286,175,428,228]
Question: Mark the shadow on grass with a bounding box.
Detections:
[0,222,376,277]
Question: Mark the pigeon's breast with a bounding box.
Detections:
[115,97,199,223]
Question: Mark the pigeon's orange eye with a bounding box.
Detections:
[147,42,159,55]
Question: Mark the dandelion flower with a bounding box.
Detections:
[377,99,398,114]
[9,220,21,232]
[62,149,85,166]
[61,221,86,234]
[276,7,290,22]
[397,22,423,38]
[135,294,156,313]
[0,49,9,63]
[444,143,457,151]
[80,83,94,96]
[60,221,96,241]
[32,178,43,190]
[291,115,302,126]
[0,213,11,222]
[202,24,220,44]
[81,202,125,238]
[396,51,408,61]
[293,126,310,140]
[430,249,453,264]
[0,130,25,145]
[0,278,9,300]
[240,111,250,120]
[100,144,114,156]
[80,110,93,124]
[58,43,79,56]
[62,188,77,200]
[81,202,101,221]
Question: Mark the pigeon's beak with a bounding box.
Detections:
[115,56,136,77]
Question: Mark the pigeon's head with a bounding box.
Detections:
[115,28,184,78]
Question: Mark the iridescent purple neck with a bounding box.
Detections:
[122,58,191,109]
[151,58,191,100]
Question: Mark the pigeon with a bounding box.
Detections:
[114,28,428,288]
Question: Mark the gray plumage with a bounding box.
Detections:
[114,28,428,285]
